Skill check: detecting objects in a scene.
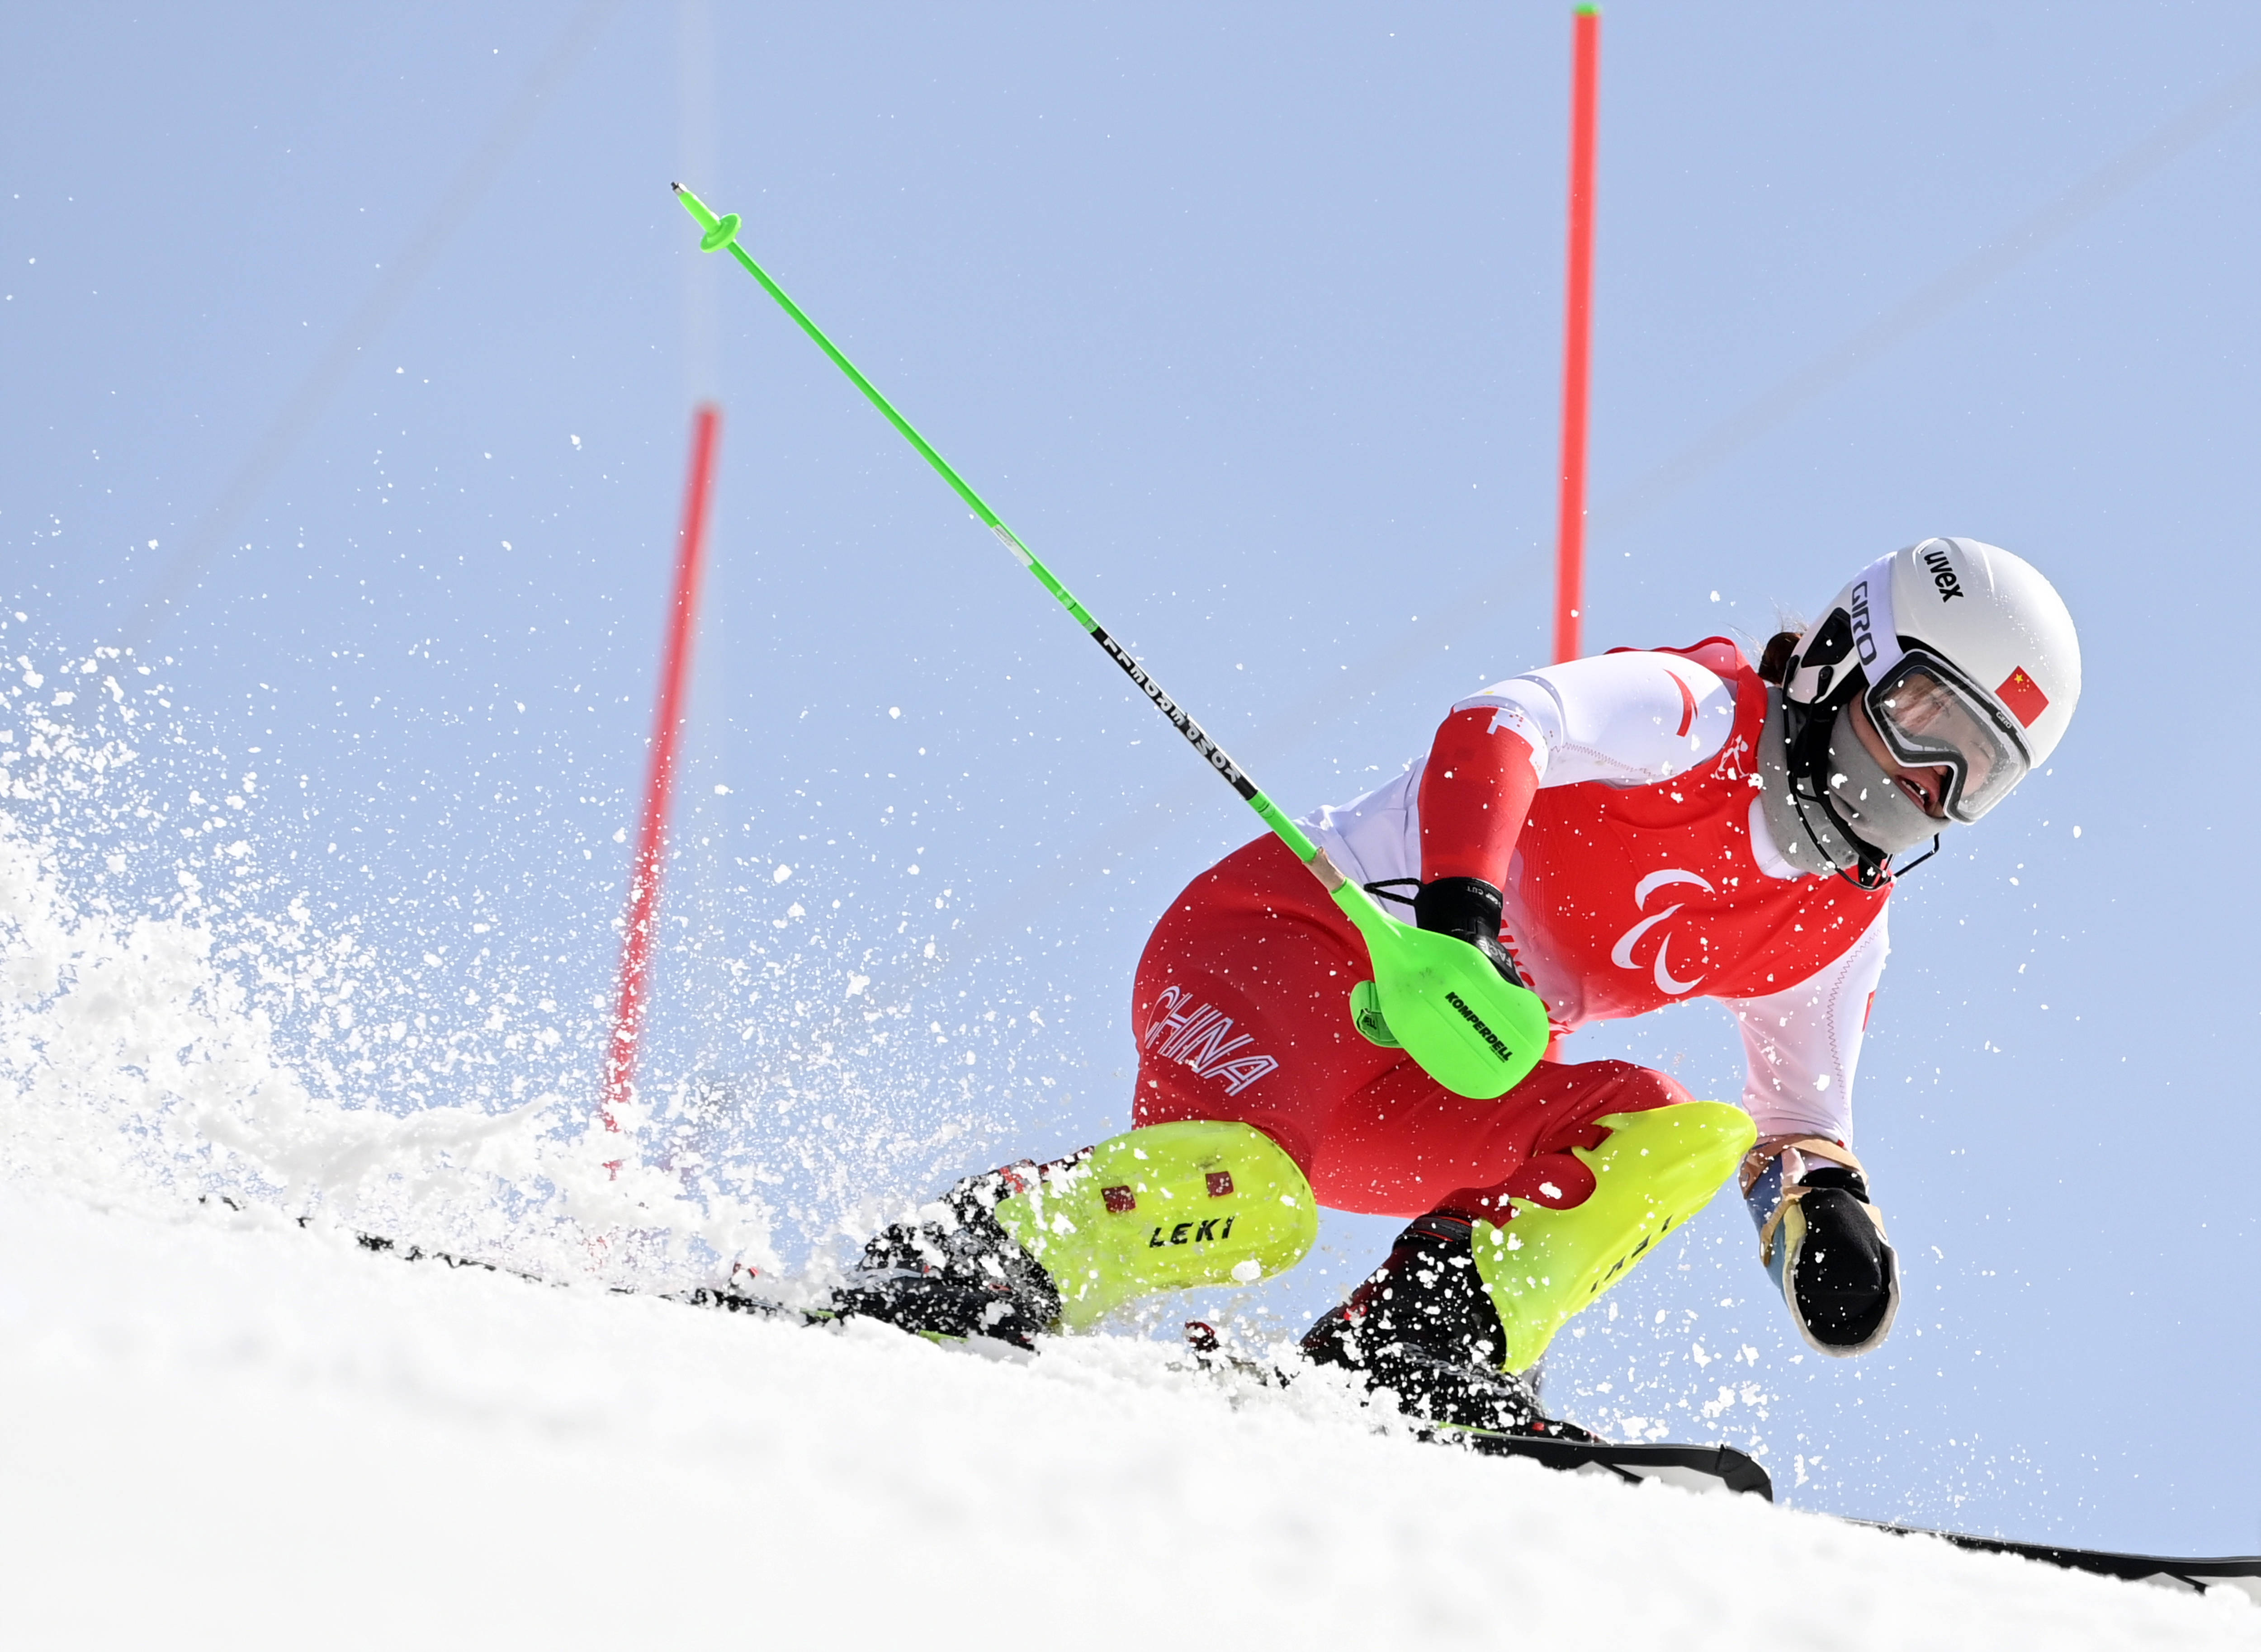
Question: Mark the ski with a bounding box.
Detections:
[1853,1522,2261,1600]
[354,1234,826,1320]
[1457,1428,1773,1498]
[1177,1321,1772,1497]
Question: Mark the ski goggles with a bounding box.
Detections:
[1862,651,2031,824]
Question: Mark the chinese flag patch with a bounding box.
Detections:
[1995,666,2049,728]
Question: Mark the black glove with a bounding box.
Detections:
[1412,876,1526,988]
[1779,1166,1898,1354]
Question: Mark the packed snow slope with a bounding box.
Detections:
[0,1188,2248,1650]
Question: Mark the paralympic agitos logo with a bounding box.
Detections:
[1610,868,1715,996]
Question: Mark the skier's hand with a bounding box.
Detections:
[1412,876,1526,988]
[1760,1164,1900,1356]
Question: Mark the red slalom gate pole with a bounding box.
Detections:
[1551,4,1601,664]
[601,401,723,1136]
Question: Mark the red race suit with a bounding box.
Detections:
[1130,639,1891,1221]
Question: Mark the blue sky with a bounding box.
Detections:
[5,3,2257,1553]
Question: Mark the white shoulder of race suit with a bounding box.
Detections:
[1297,649,1884,1149]
[1448,650,1740,788]
[1298,650,1742,887]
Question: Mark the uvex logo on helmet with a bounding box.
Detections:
[1921,545,1966,602]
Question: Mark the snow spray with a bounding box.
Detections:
[0,633,779,1286]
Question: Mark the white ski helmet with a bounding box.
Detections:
[1776,538,2081,883]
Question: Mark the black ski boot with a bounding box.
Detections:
[831,1167,1061,1350]
[1301,1214,1592,1440]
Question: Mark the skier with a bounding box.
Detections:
[835,537,2080,1434]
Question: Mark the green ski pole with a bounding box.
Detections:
[672,183,1546,1100]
